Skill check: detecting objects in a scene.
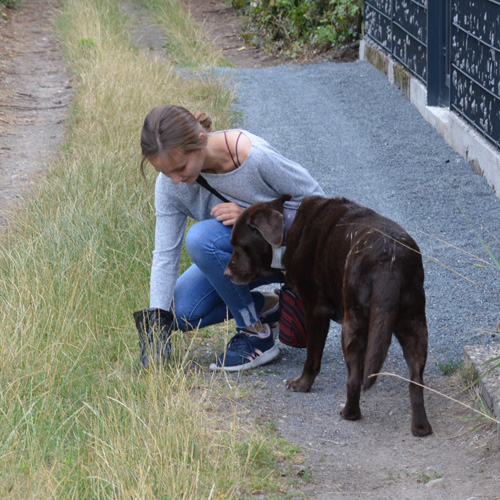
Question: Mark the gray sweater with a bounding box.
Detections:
[150,130,324,310]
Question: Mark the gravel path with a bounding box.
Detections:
[219,61,500,373]
[213,62,500,499]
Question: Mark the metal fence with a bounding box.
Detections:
[364,0,428,82]
[450,0,500,149]
[364,0,500,150]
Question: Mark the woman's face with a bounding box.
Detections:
[150,148,205,185]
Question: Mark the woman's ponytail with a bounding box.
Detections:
[194,111,212,132]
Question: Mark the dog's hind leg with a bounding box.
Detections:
[395,318,433,437]
[339,315,367,421]
[286,313,330,392]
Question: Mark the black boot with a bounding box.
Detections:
[133,308,174,369]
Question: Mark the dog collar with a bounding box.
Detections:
[271,200,300,270]
[271,246,286,269]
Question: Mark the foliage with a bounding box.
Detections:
[437,360,463,376]
[241,0,362,56]
[0,0,20,9]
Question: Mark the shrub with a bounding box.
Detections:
[241,0,362,56]
[0,0,20,9]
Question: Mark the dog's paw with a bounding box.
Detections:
[286,376,312,392]
[340,406,361,421]
[411,421,433,437]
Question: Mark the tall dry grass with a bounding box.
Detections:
[139,0,232,67]
[0,0,293,497]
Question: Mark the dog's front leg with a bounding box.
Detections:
[286,314,330,392]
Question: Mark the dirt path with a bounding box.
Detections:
[241,349,500,499]
[1,1,499,499]
[0,0,73,233]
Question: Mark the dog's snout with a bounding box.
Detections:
[224,258,251,285]
[223,266,232,279]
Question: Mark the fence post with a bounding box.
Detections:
[427,0,450,106]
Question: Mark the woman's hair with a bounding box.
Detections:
[140,105,212,176]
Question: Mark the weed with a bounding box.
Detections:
[437,359,463,376]
[0,0,20,9]
[387,468,401,482]
[418,471,443,484]
[460,363,479,387]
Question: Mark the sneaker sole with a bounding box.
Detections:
[209,344,280,372]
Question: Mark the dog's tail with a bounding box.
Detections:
[362,278,400,390]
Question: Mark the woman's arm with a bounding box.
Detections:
[149,179,189,310]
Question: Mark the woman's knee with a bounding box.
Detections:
[185,220,210,259]
[185,220,231,263]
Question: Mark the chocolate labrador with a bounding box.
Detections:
[224,195,432,437]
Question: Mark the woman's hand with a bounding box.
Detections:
[211,202,244,226]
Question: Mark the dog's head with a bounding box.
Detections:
[224,195,292,285]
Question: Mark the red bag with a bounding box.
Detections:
[278,285,307,348]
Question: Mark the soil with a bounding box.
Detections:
[1,1,499,499]
[0,0,73,234]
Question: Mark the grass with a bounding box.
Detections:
[0,0,300,498]
[0,0,20,9]
[418,471,443,484]
[437,360,463,376]
[137,0,233,68]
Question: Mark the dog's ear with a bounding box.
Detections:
[249,209,284,247]
[269,194,292,210]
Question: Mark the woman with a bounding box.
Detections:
[134,105,324,371]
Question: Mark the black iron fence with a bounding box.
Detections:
[364,0,500,150]
[450,0,500,149]
[364,0,428,83]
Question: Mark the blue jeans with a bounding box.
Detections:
[171,219,282,332]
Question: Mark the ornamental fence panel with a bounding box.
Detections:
[450,0,500,148]
[364,0,428,82]
[363,0,500,150]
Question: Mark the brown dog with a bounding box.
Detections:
[224,195,432,437]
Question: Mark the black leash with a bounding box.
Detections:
[196,176,230,203]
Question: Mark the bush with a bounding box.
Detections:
[0,0,20,9]
[241,0,362,56]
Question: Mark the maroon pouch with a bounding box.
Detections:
[278,285,307,348]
